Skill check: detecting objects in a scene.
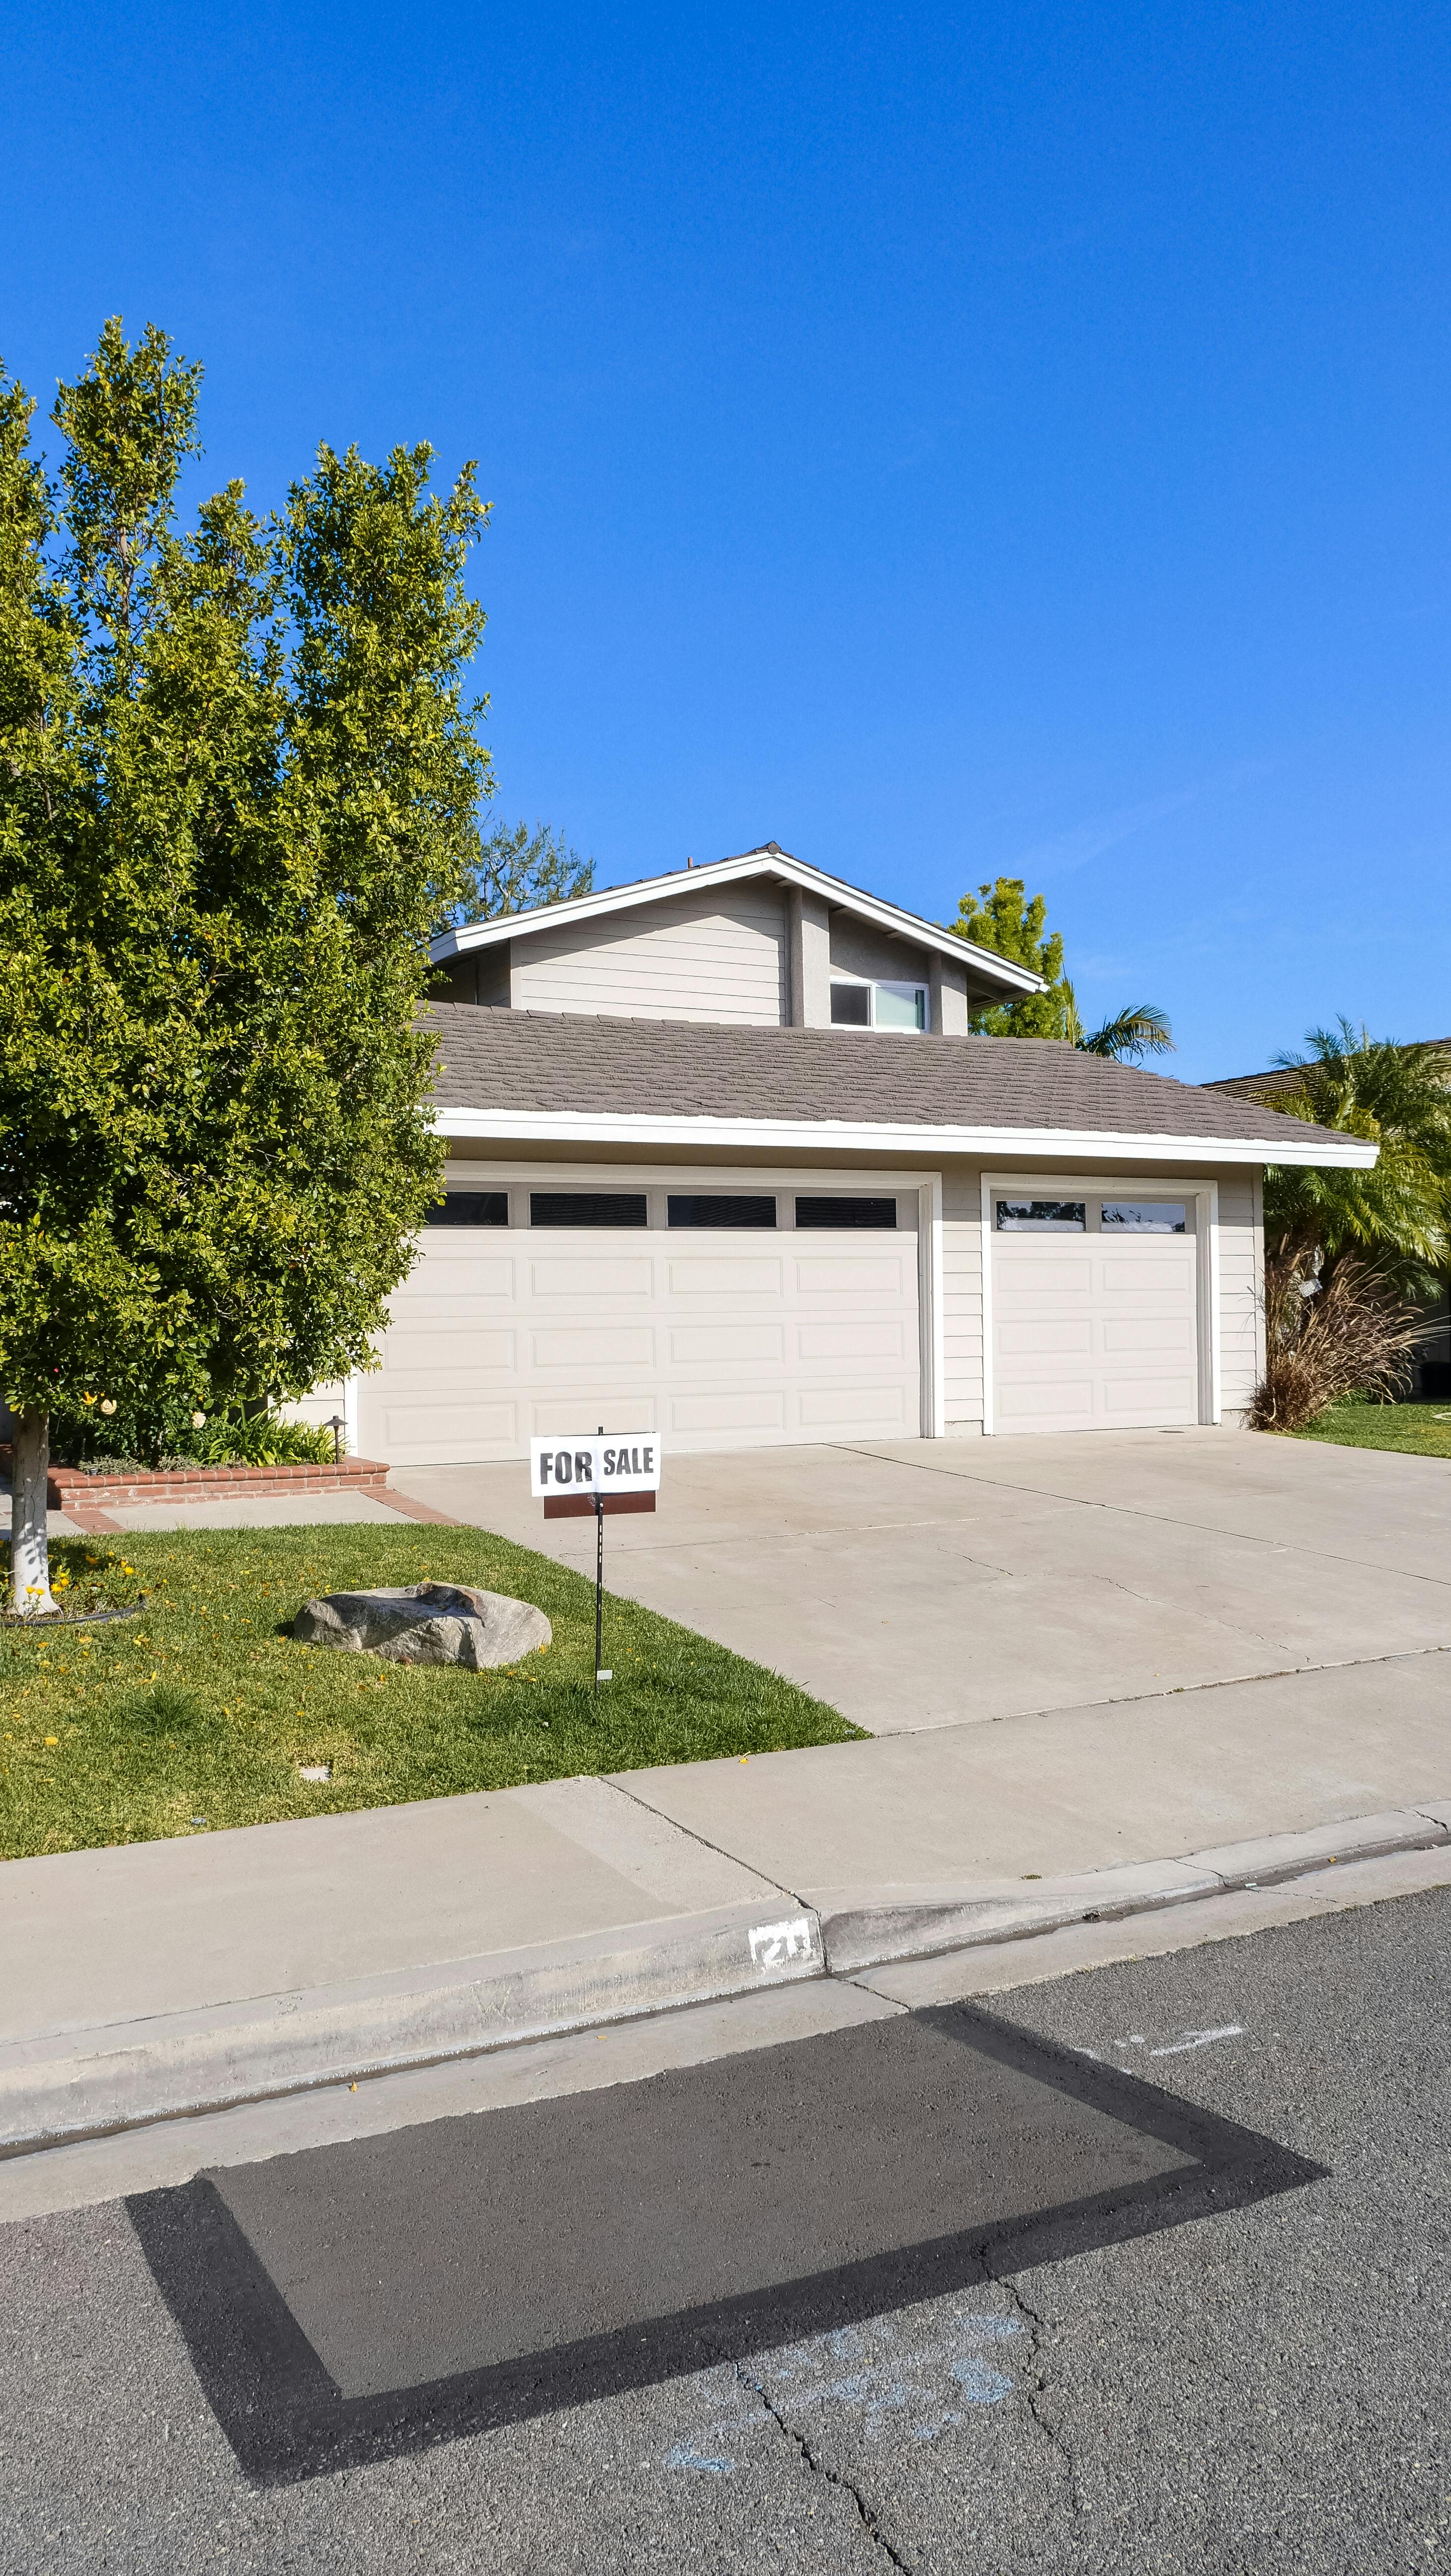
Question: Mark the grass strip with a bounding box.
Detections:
[0,1526,859,1863]
[1289,1398,1451,1460]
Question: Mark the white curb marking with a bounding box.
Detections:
[748,1917,815,1971]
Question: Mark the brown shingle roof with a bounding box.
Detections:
[424,1004,1346,1148]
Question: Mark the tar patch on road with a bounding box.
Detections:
[128,2003,1322,2485]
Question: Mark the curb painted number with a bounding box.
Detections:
[749,1916,814,1970]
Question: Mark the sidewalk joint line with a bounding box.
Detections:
[593,1773,801,1906]
[870,1639,1451,1741]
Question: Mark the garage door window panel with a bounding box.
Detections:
[667,1196,778,1228]
[796,1196,898,1229]
[427,1193,508,1227]
[995,1201,1086,1231]
[1100,1201,1189,1233]
[530,1193,648,1227]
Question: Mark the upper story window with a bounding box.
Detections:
[829,976,927,1033]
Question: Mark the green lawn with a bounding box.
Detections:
[0,1526,859,1864]
[1291,1398,1451,1459]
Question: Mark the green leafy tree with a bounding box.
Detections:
[0,319,490,1612]
[1259,1020,1451,1296]
[449,814,592,924]
[948,877,1078,1039]
[947,877,1173,1058]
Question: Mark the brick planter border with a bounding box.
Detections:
[0,1448,392,1510]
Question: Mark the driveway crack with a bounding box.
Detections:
[1085,1567,1302,1666]
[733,2360,916,2571]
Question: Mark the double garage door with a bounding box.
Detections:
[359,1182,924,1465]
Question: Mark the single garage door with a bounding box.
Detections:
[990,1192,1202,1434]
[358,1183,922,1463]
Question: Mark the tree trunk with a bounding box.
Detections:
[9,1409,57,1617]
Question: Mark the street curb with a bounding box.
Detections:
[0,1899,823,2157]
[3,1802,1448,2158]
[812,1802,1451,1975]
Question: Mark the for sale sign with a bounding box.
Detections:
[529,1435,661,1500]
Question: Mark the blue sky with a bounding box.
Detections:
[5,0,1450,1077]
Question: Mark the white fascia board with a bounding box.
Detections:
[432,1106,1378,1171]
[430,851,1045,998]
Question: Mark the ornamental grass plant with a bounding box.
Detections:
[1252,1258,1425,1433]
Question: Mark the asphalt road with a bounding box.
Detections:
[2,1887,1449,2574]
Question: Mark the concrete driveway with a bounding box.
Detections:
[393,1428,1451,1736]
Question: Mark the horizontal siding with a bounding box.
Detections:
[1216,1170,1263,1417]
[940,1167,985,1428]
[510,888,788,1025]
[828,916,933,985]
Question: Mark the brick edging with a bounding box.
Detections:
[0,1446,392,1510]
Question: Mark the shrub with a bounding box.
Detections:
[49,1397,336,1469]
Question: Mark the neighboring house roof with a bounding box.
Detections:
[429,843,1044,1001]
[1207,1039,1451,1101]
[425,1004,1374,1169]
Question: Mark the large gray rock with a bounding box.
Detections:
[292,1581,551,1670]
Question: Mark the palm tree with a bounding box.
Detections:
[1070,1003,1174,1063]
[1258,1019,1451,1296]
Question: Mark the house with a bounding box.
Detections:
[1205,1041,1451,1105]
[312,846,1375,1465]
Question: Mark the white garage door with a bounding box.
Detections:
[358,1182,922,1464]
[990,1192,1202,1434]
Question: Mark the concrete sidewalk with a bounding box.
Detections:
[4,1642,1450,2158]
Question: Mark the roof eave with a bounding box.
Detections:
[431,1106,1377,1171]
[430,851,1045,999]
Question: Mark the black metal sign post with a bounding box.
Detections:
[530,1430,663,1700]
[594,1424,605,1695]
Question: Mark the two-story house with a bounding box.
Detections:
[312,845,1372,1466]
